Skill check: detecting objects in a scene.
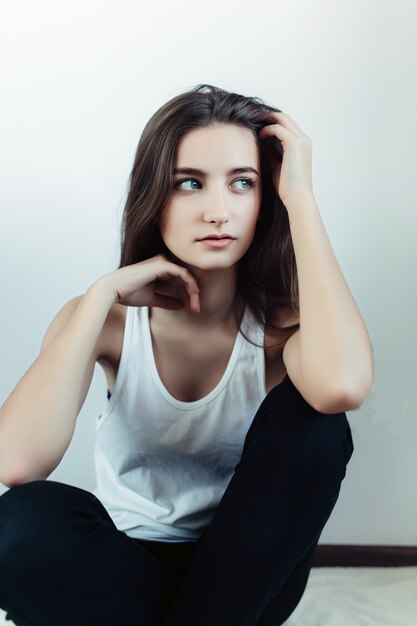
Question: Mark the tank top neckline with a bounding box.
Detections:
[141,305,252,410]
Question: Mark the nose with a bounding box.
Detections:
[202,210,230,225]
[203,189,230,225]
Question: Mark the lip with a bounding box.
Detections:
[199,238,236,248]
[197,234,236,248]
[197,234,236,241]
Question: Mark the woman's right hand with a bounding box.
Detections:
[95,254,200,312]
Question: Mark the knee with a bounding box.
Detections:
[0,480,98,565]
[290,403,354,482]
[0,481,56,556]
[0,481,43,567]
[243,379,354,481]
[1,479,79,519]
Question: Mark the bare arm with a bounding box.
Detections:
[0,254,199,487]
[259,113,374,413]
[282,195,374,413]
[0,283,115,486]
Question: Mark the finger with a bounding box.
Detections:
[149,294,184,310]
[156,277,199,313]
[156,263,200,312]
[190,292,200,313]
[156,264,199,295]
[263,111,306,135]
[258,122,293,143]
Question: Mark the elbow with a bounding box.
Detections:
[0,415,57,488]
[312,390,363,414]
[0,474,27,490]
[0,466,31,489]
[311,378,371,414]
[0,472,49,490]
[310,372,374,415]
[0,459,50,489]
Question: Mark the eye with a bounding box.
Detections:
[231,178,255,190]
[174,178,201,191]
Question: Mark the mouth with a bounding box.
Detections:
[197,234,236,242]
[197,234,236,248]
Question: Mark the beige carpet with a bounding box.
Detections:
[283,566,417,625]
[1,567,417,625]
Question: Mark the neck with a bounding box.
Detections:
[151,265,242,329]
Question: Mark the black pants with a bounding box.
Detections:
[0,377,354,626]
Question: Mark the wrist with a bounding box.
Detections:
[86,275,119,308]
[283,192,317,214]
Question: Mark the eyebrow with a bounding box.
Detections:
[173,166,259,177]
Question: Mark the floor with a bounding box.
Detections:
[283,566,417,625]
[1,567,417,625]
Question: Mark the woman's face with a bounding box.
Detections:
[159,123,262,272]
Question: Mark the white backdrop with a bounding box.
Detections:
[0,0,416,545]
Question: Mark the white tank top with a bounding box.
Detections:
[93,305,267,542]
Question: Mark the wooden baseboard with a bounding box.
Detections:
[312,544,417,567]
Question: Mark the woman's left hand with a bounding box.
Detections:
[258,112,314,210]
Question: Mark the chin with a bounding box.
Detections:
[184,258,238,273]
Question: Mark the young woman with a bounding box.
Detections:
[0,84,373,626]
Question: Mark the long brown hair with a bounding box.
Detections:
[119,84,299,339]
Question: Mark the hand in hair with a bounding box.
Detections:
[97,254,200,312]
[258,112,314,210]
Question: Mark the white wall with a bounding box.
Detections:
[0,0,416,545]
